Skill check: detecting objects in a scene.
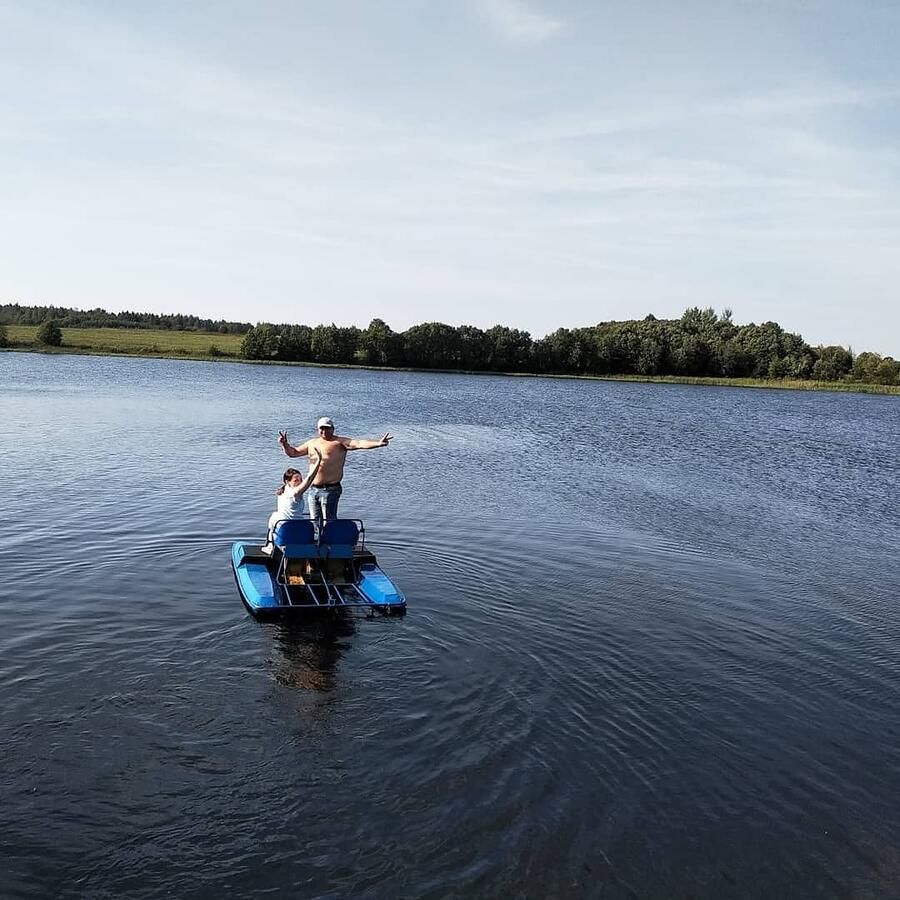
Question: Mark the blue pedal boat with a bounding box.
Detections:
[231,518,405,617]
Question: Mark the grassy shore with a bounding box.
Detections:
[4,324,242,357]
[3,324,899,395]
[583,374,900,394]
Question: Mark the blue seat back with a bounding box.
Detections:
[319,519,359,559]
[273,519,317,558]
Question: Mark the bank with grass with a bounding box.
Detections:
[3,324,243,358]
[3,323,898,396]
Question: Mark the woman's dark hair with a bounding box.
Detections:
[276,467,303,495]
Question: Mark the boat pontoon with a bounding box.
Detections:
[231,519,405,617]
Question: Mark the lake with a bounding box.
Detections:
[2,351,900,899]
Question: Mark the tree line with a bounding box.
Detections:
[0,303,250,334]
[1,303,897,385]
[240,309,900,385]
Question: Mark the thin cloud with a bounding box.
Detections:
[3,1,900,352]
[476,84,900,148]
[478,0,564,44]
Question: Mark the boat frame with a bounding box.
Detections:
[231,518,406,617]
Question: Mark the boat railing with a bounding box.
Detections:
[271,518,374,609]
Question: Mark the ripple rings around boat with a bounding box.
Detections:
[3,353,900,898]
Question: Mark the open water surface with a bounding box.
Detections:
[2,352,900,899]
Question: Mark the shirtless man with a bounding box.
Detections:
[277,417,393,528]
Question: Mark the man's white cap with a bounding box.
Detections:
[317,416,335,429]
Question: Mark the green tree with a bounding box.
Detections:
[0,323,8,348]
[768,357,791,379]
[537,328,581,373]
[35,319,62,346]
[732,321,788,378]
[636,334,666,375]
[481,325,533,372]
[720,340,753,377]
[307,324,360,363]
[671,333,713,376]
[456,325,488,370]
[590,329,619,375]
[874,357,900,385]
[811,346,853,381]
[359,318,400,366]
[402,322,461,368]
[680,306,719,335]
[333,326,362,364]
[240,324,280,359]
[851,351,882,383]
[277,324,312,361]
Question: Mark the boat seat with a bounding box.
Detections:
[272,520,320,599]
[272,519,318,559]
[319,519,360,559]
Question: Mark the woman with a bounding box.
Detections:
[262,449,321,552]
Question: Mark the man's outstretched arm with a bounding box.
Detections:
[278,431,311,458]
[343,433,393,451]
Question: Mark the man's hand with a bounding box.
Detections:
[278,430,290,448]
[380,433,393,446]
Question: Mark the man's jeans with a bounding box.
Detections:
[307,483,342,530]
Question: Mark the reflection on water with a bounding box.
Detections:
[2,352,900,899]
[266,618,357,692]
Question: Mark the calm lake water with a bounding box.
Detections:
[2,352,900,899]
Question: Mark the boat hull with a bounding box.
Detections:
[231,541,406,617]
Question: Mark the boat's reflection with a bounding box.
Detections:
[265,614,357,692]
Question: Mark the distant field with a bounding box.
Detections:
[5,325,243,357]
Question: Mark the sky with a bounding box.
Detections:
[1,0,899,354]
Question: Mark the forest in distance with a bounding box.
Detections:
[1,302,898,387]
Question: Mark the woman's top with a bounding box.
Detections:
[275,483,307,520]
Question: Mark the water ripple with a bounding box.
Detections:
[2,353,900,899]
